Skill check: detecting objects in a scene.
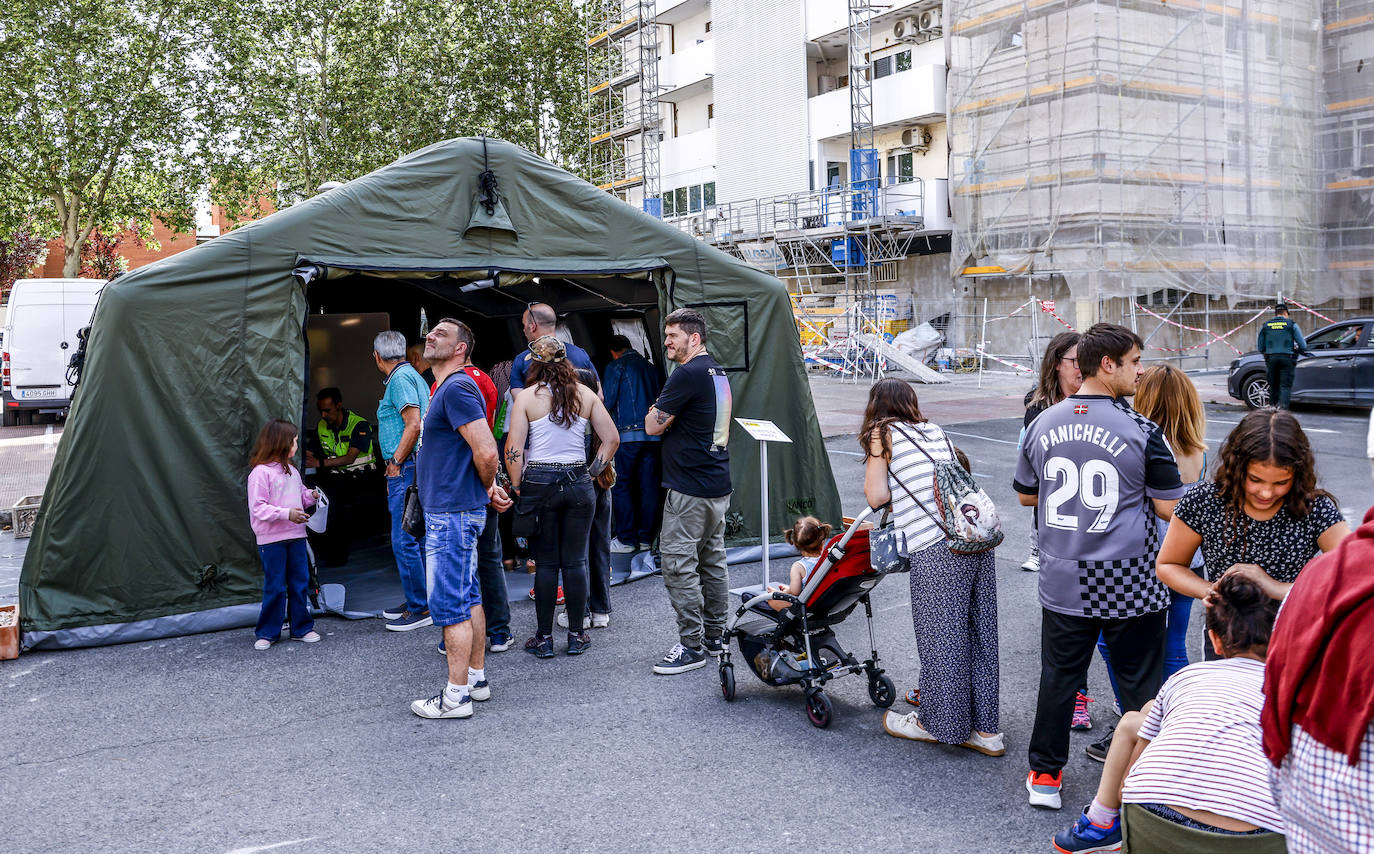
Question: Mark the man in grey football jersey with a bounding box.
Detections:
[1013,323,1186,810]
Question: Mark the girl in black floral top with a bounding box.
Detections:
[1158,409,1349,657]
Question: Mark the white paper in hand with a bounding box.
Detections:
[306,489,330,533]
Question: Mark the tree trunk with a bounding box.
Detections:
[58,193,85,278]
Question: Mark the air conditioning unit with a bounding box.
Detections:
[919,9,942,34]
[901,126,933,150]
[818,75,839,94]
[893,17,921,42]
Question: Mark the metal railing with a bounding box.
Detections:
[666,178,927,243]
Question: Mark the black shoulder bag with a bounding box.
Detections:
[400,372,461,538]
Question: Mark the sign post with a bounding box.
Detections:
[734,418,793,591]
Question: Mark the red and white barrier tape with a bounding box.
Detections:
[1133,303,1270,356]
[1039,300,1078,331]
[982,299,1035,324]
[1284,298,1335,325]
[976,347,1035,374]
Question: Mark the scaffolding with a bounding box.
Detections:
[586,0,661,209]
[947,0,1373,367]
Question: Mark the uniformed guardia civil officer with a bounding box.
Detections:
[305,387,380,565]
[1256,303,1307,409]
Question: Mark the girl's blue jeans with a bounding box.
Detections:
[256,538,314,640]
[1094,589,1193,705]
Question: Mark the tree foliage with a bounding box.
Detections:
[0,0,245,276]
[0,0,590,273]
[0,228,48,302]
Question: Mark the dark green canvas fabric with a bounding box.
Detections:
[19,138,840,633]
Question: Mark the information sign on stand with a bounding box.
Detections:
[734,418,792,594]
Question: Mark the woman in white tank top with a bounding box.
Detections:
[505,335,619,657]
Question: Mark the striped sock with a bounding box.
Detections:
[1086,798,1119,827]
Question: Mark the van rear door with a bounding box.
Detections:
[61,280,101,395]
[7,280,67,403]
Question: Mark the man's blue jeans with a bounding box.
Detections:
[612,441,661,545]
[386,460,427,614]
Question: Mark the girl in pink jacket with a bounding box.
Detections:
[247,419,320,650]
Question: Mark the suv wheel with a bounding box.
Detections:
[1241,373,1271,409]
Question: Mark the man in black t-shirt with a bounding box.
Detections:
[645,308,733,675]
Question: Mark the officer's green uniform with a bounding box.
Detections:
[316,411,377,472]
[311,410,378,565]
[1256,313,1307,409]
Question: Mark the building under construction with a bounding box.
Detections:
[585,0,1372,376]
[948,0,1374,367]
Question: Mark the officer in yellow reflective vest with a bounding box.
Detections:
[305,387,379,565]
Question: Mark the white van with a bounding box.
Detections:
[2,278,103,426]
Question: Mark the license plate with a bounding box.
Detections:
[15,388,61,400]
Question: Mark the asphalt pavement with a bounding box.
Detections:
[1,397,1371,853]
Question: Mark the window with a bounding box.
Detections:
[689,184,703,213]
[662,192,675,217]
[997,24,1023,52]
[1306,323,1364,350]
[885,152,914,184]
[837,74,849,88]
[1228,128,1246,167]
[707,102,714,123]
[1360,128,1374,168]
[674,187,687,214]
[896,49,912,72]
[703,181,716,206]
[826,162,843,188]
[1226,24,1243,54]
[873,56,894,79]
[705,20,711,33]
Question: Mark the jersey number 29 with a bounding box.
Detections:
[1044,457,1120,533]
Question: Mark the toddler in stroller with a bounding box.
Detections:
[719,507,902,728]
[744,516,831,612]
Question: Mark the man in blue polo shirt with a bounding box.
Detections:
[409,318,511,720]
[508,302,597,391]
[372,330,431,632]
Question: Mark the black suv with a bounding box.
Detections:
[1228,317,1374,408]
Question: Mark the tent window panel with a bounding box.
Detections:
[684,300,749,372]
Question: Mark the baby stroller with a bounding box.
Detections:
[718,506,902,728]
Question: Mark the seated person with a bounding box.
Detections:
[744,516,831,611]
[1051,573,1284,853]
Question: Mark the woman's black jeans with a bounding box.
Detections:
[522,465,595,635]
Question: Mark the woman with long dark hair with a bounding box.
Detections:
[506,336,619,658]
[1020,331,1082,573]
[1157,408,1349,659]
[861,378,1003,756]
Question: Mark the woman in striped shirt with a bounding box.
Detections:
[861,378,1004,757]
[1051,572,1285,853]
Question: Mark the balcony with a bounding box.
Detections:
[661,127,716,176]
[655,0,709,25]
[658,38,714,102]
[805,0,927,43]
[669,176,950,243]
[808,63,946,141]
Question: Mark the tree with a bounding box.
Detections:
[0,228,48,303]
[218,0,590,209]
[0,0,246,276]
[79,226,152,280]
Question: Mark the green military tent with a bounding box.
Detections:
[19,137,841,648]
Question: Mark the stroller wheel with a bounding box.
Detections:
[868,673,896,708]
[719,664,736,702]
[804,690,833,729]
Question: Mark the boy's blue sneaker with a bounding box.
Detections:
[1052,808,1121,853]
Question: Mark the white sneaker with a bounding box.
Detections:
[1020,552,1040,572]
[638,543,652,551]
[961,731,1006,756]
[610,539,638,554]
[410,690,473,719]
[293,631,321,643]
[882,711,939,743]
[590,612,610,628]
[253,638,272,651]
